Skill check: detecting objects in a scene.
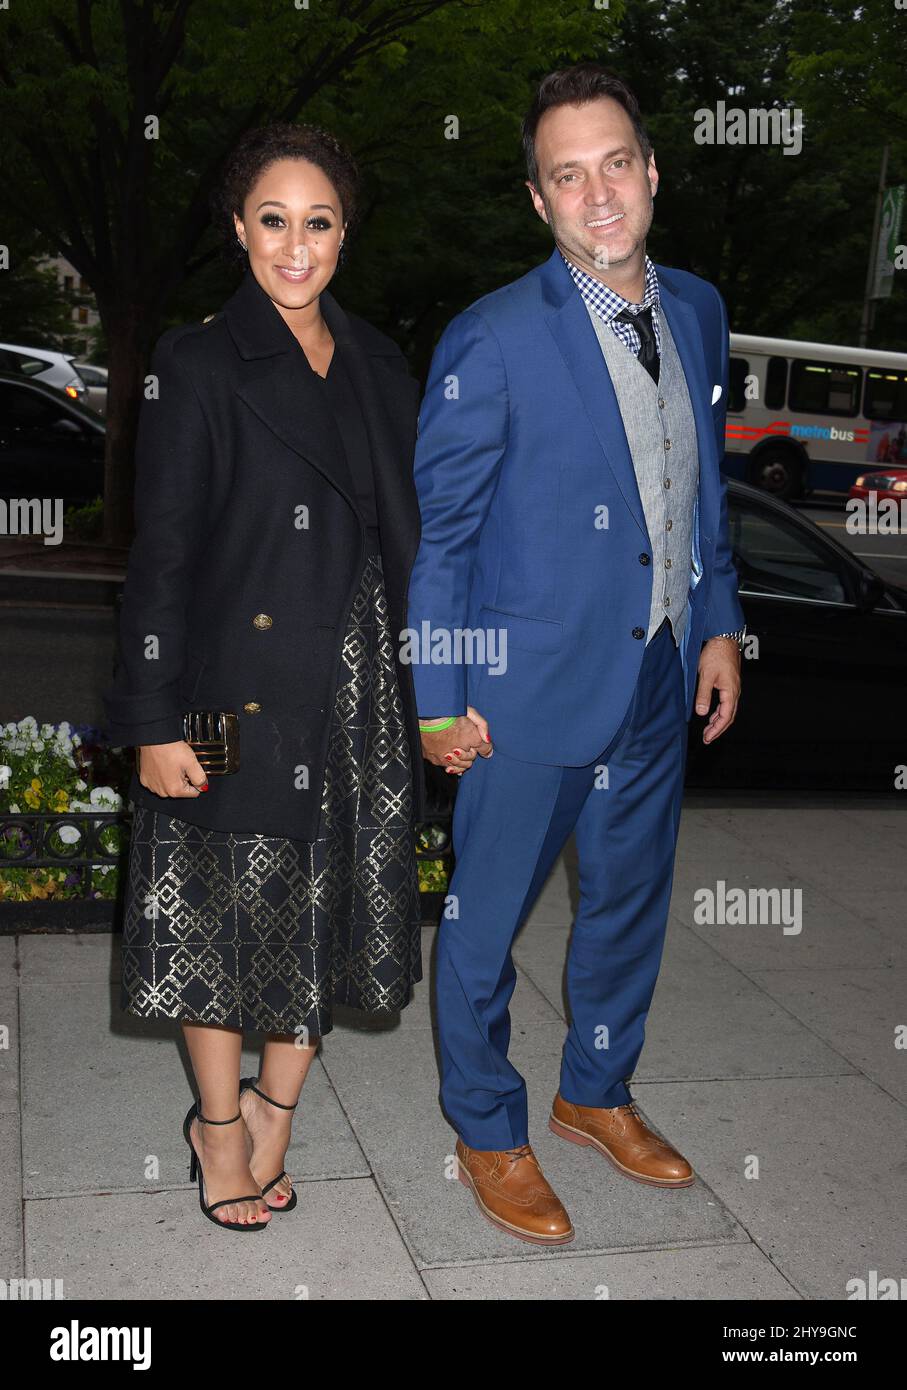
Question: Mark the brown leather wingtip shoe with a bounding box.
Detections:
[549,1093,694,1188]
[455,1139,575,1245]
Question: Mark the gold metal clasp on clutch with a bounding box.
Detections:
[182,710,240,775]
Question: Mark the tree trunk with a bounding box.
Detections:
[99,302,154,547]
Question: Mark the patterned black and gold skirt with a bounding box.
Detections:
[119,550,423,1036]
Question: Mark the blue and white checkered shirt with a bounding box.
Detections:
[560,251,662,359]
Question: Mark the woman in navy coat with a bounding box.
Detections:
[104,123,425,1232]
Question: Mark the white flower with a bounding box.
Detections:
[17,716,38,731]
[89,786,122,810]
[9,802,20,814]
[75,779,88,791]
[57,824,83,845]
[33,741,45,752]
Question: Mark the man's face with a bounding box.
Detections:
[527,96,658,278]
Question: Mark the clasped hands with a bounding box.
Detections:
[420,706,493,775]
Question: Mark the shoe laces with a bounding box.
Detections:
[501,1144,536,1167]
[613,1100,647,1133]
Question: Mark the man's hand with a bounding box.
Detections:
[695,638,742,744]
[137,741,209,797]
[420,706,493,775]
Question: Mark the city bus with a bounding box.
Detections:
[721,334,907,499]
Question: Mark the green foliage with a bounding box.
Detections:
[0,715,450,901]
[0,717,130,901]
[416,821,453,893]
[593,0,907,347]
[0,247,80,347]
[1,0,902,463]
[63,496,104,541]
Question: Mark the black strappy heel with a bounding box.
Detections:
[239,1076,299,1213]
[182,1099,270,1232]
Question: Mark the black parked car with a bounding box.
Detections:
[0,372,105,507]
[686,480,907,790]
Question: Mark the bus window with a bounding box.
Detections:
[765,356,788,409]
[728,357,748,412]
[863,369,907,421]
[789,359,861,416]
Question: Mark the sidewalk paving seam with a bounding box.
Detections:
[411,1234,766,1272]
[316,1049,437,1297]
[13,940,26,1276]
[23,1173,378,1202]
[660,937,907,1112]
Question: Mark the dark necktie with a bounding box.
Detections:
[613,304,660,385]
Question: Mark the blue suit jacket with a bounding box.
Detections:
[405,246,746,766]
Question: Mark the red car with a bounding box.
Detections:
[849,468,907,502]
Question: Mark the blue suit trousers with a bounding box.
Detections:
[436,618,689,1149]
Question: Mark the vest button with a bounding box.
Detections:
[632,626,645,639]
[658,397,666,408]
[664,438,672,450]
[243,701,261,713]
[665,558,673,569]
[639,553,651,565]
[666,518,673,530]
[252,613,273,630]
[664,477,672,489]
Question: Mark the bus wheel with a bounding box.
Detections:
[750,448,802,500]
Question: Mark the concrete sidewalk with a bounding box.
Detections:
[2,794,905,1300]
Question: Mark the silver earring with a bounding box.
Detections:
[237,234,247,252]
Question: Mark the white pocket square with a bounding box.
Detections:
[711,384,722,405]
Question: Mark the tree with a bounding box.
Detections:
[0,240,81,348]
[0,0,469,544]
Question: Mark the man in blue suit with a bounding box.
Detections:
[406,63,745,1245]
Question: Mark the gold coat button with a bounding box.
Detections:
[243,701,261,713]
[252,613,273,630]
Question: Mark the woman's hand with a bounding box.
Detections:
[136,741,209,797]
[420,707,492,776]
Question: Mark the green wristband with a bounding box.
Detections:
[419,716,457,732]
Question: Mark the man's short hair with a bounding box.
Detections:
[522,63,652,188]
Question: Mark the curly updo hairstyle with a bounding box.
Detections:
[211,121,361,269]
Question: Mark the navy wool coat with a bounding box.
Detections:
[103,268,426,838]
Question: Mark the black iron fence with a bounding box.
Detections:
[0,790,455,926]
[0,810,124,893]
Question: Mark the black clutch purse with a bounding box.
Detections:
[182,710,241,775]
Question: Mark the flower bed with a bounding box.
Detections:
[0,718,127,903]
[0,717,453,919]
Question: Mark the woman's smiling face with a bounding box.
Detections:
[234,157,346,309]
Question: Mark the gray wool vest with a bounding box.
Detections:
[585,305,699,644]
